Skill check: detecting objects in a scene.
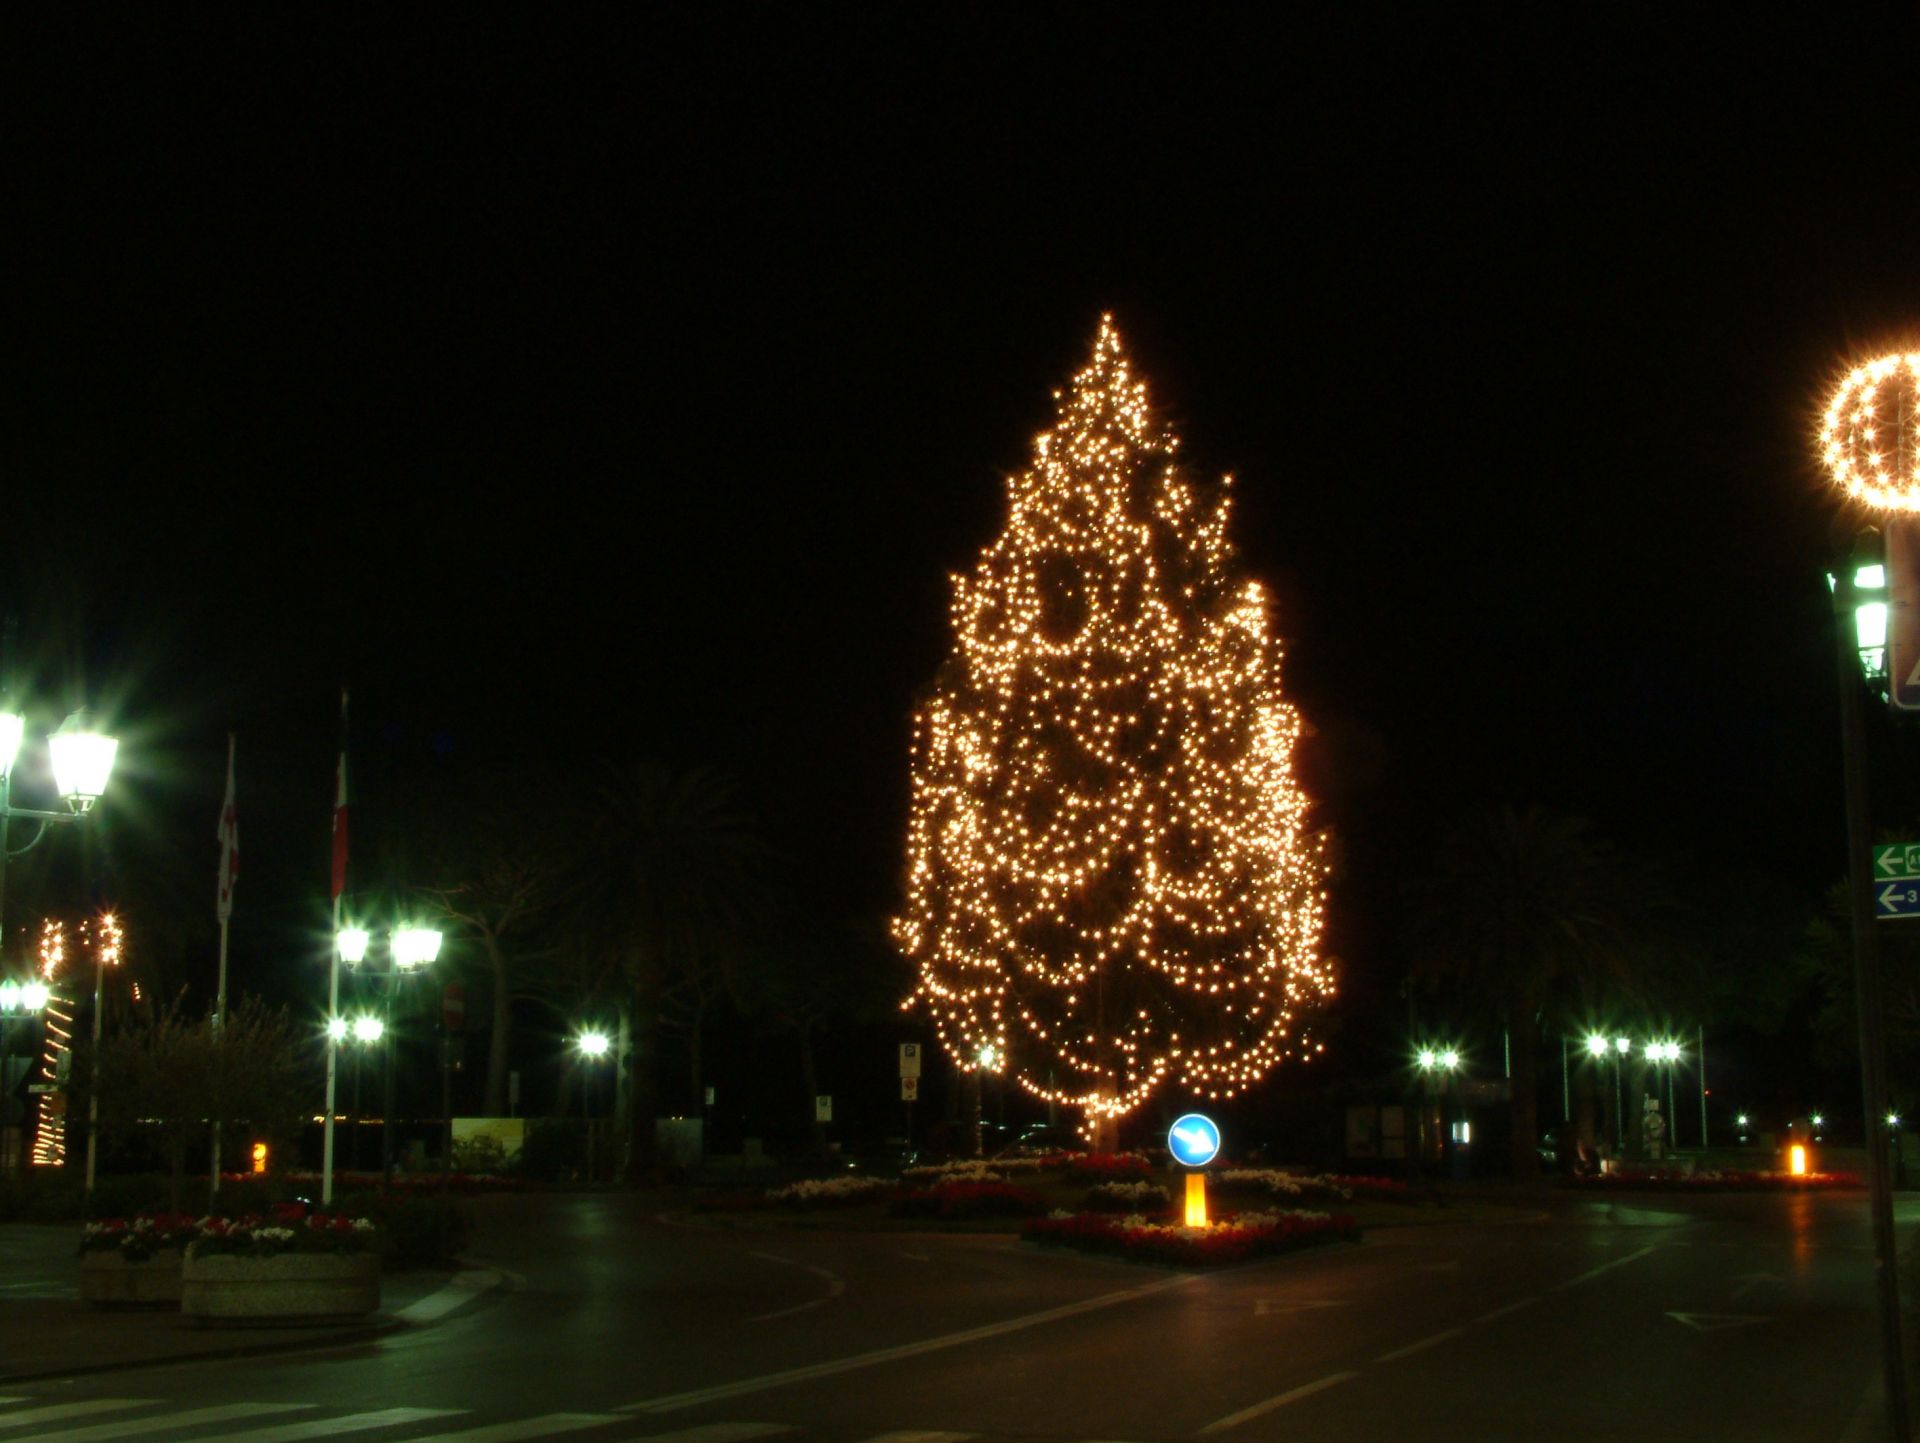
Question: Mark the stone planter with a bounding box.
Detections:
[80,1250,186,1307]
[181,1247,380,1326]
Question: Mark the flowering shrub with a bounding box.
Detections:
[1024,1207,1358,1267]
[901,1161,1008,1184]
[764,1176,896,1209]
[78,1212,201,1262]
[889,1179,1049,1220]
[1214,1169,1412,1205]
[1570,1169,1862,1192]
[188,1211,379,1258]
[1064,1152,1152,1184]
[1083,1180,1171,1213]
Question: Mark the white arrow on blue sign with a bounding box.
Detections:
[1167,1113,1221,1168]
[1876,880,1920,920]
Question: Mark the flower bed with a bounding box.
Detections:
[889,1179,1048,1220]
[1568,1169,1862,1192]
[1024,1207,1358,1267]
[1083,1179,1171,1213]
[79,1211,202,1262]
[1214,1169,1413,1205]
[763,1176,896,1209]
[1063,1151,1153,1184]
[191,1211,379,1257]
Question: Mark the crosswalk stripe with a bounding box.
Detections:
[0,1400,156,1431]
[857,1432,976,1443]
[6,1402,312,1442]
[636,1427,796,1443]
[187,1407,467,1441]
[406,1415,627,1443]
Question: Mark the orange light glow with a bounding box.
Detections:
[1184,1172,1208,1228]
[1819,352,1920,511]
[251,1142,268,1175]
[1789,1143,1808,1176]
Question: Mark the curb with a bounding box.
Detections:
[0,1262,510,1385]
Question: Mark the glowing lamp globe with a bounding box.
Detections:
[21,981,48,1011]
[1820,353,1920,511]
[47,710,117,813]
[336,928,371,966]
[352,1015,385,1044]
[0,980,17,1013]
[391,927,442,970]
[578,1030,611,1059]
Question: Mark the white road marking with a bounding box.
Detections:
[1196,1371,1359,1434]
[397,1269,504,1324]
[0,1400,157,1432]
[1254,1298,1345,1315]
[1374,1326,1464,1363]
[1547,1244,1659,1291]
[620,1273,1196,1412]
[1472,1296,1539,1324]
[747,1251,847,1322]
[3,1402,311,1442]
[191,1407,465,1441]
[1666,1311,1769,1331]
[407,1415,628,1442]
[899,1251,932,1262]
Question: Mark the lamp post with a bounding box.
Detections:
[576,1029,611,1182]
[0,706,117,1190]
[1818,354,1918,1443]
[337,1014,385,1171]
[1416,1045,1462,1176]
[0,978,48,1175]
[333,924,441,1193]
[970,1043,998,1158]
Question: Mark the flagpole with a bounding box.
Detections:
[322,689,348,1207]
[211,733,235,1204]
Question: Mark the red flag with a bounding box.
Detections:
[216,735,238,924]
[330,690,350,902]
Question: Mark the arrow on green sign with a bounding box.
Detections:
[1874,844,1920,880]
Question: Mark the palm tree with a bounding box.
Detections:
[561,762,771,1173]
[1413,805,1631,1179]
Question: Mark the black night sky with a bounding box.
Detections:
[8,8,1920,1139]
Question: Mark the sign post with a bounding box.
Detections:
[898,1044,921,1148]
[1167,1112,1221,1227]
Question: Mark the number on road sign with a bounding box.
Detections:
[1876,881,1920,919]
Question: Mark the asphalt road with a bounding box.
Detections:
[2,1189,1907,1442]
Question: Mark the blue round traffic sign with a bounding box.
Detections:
[1167,1113,1221,1168]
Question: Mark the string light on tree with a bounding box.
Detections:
[893,316,1332,1140]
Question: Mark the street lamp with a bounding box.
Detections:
[0,978,49,1175]
[345,1014,385,1171]
[1415,1044,1464,1175]
[331,924,441,1192]
[576,1029,612,1181]
[1819,357,1919,1443]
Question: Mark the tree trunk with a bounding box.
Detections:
[1507,1009,1541,1180]
[622,991,659,1182]
[686,998,705,1116]
[483,932,511,1117]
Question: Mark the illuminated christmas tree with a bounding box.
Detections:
[894,316,1332,1144]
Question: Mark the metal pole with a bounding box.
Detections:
[84,942,103,1198]
[210,734,233,1205]
[381,973,396,1190]
[1561,1038,1570,1124]
[1834,555,1910,1443]
[1697,1026,1708,1150]
[322,898,340,1205]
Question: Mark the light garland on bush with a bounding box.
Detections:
[895,316,1332,1131]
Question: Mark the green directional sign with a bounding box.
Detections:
[1875,844,1920,881]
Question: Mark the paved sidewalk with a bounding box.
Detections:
[0,1224,504,1383]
